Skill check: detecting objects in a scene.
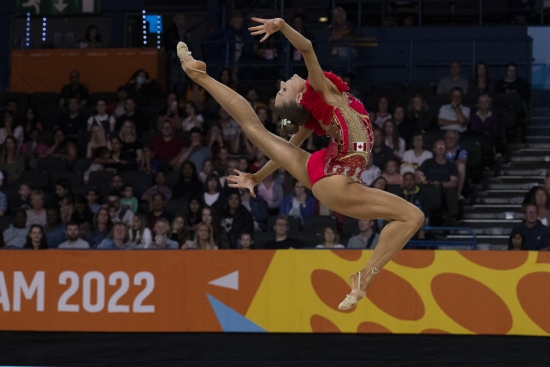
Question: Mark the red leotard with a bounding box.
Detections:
[301,72,373,186]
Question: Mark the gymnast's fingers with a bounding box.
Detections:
[249,187,256,198]
[248,25,263,31]
[251,30,265,36]
[232,169,243,175]
[260,34,269,42]
[251,17,267,23]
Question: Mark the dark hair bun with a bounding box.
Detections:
[283,122,299,134]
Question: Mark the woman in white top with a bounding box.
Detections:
[316,226,345,249]
[402,132,433,168]
[128,213,152,249]
[182,101,204,131]
[87,99,115,133]
[0,111,24,148]
[86,124,110,159]
[383,119,406,159]
[188,222,218,250]
[198,159,214,183]
[372,96,392,129]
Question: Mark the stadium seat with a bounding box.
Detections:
[342,216,359,237]
[251,231,274,249]
[165,197,188,216]
[19,170,49,189]
[304,215,337,235]
[88,171,115,196]
[89,92,117,106]
[73,158,92,175]
[407,82,435,97]
[121,171,152,197]
[424,129,445,150]
[50,171,83,191]
[267,215,300,234]
[166,170,180,189]
[30,92,59,117]
[36,157,66,172]
[459,140,482,168]
[0,215,13,233]
[376,82,404,96]
[293,232,320,248]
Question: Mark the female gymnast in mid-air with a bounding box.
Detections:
[176,17,424,310]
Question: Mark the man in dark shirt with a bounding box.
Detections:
[516,204,550,250]
[152,121,184,166]
[495,62,531,104]
[59,70,89,108]
[401,171,430,219]
[147,193,174,230]
[371,127,395,171]
[264,216,301,249]
[116,97,146,135]
[56,97,88,138]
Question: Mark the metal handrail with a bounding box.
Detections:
[406,226,478,250]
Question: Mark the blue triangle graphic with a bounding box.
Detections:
[206,293,266,332]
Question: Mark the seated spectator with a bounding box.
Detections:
[217,108,242,153]
[514,204,550,250]
[0,111,23,148]
[185,79,208,110]
[0,136,25,184]
[200,205,229,249]
[58,221,90,249]
[371,127,395,171]
[170,216,189,248]
[393,106,415,145]
[508,228,525,251]
[97,222,131,250]
[416,139,459,224]
[2,98,18,115]
[171,127,212,172]
[23,107,43,135]
[274,166,295,196]
[402,132,433,168]
[86,207,111,248]
[139,146,160,174]
[371,176,388,191]
[202,173,226,215]
[151,218,179,249]
[213,146,230,175]
[40,129,77,164]
[83,147,113,184]
[524,186,550,226]
[347,219,379,249]
[22,128,48,169]
[152,121,184,166]
[438,87,470,133]
[108,86,128,118]
[43,208,65,248]
[240,188,268,231]
[147,193,174,230]
[257,173,284,215]
[86,124,110,159]
[0,190,6,216]
[80,24,101,49]
[185,197,202,238]
[361,159,381,186]
[221,192,253,248]
[126,69,163,107]
[384,120,405,158]
[249,150,269,175]
[59,70,89,108]
[329,7,354,60]
[119,120,143,163]
[188,222,218,250]
[157,93,183,131]
[70,194,94,225]
[444,130,468,199]
[495,62,531,104]
[106,191,134,226]
[59,194,74,225]
[263,216,301,249]
[23,224,48,250]
[3,209,29,249]
[198,159,214,183]
[238,232,254,250]
[54,179,72,206]
[511,0,537,25]
[56,97,87,138]
[26,190,47,227]
[279,179,315,224]
[181,101,204,132]
[128,213,152,249]
[115,97,146,135]
[470,94,499,139]
[257,106,277,134]
[218,68,237,90]
[372,96,392,129]
[172,161,203,199]
[86,188,101,214]
[400,171,430,219]
[120,184,138,214]
[316,226,345,249]
[470,62,495,98]
[219,158,240,193]
[381,159,402,185]
[109,136,133,172]
[87,99,115,134]
[245,89,267,111]
[408,94,432,133]
[110,174,125,193]
[436,61,469,95]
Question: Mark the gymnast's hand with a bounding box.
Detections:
[249,17,284,42]
[227,169,260,197]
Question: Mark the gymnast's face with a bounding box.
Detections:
[275,74,306,108]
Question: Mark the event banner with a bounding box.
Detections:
[0,250,549,335]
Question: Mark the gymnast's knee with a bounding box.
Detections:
[409,207,425,229]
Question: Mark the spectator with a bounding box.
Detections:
[181,101,204,132]
[198,159,214,183]
[184,80,208,110]
[381,159,402,185]
[200,205,230,249]
[40,129,77,163]
[56,97,87,138]
[119,184,138,214]
[223,11,253,80]
[0,189,7,216]
[221,192,253,247]
[508,228,525,250]
[59,194,74,225]
[436,61,469,95]
[188,222,218,250]
[213,146,230,175]
[515,204,550,250]
[545,171,550,198]
[257,172,284,215]
[408,94,432,133]
[152,121,184,165]
[329,7,354,60]
[2,98,18,115]
[417,139,459,224]
[217,68,237,90]
[402,132,433,168]
[526,186,550,226]
[372,96,392,129]
[115,97,145,134]
[87,99,115,134]
[316,226,345,249]
[157,93,183,131]
[23,224,48,250]
[108,86,128,118]
[23,107,42,135]
[83,147,113,184]
[142,171,172,210]
[347,219,379,249]
[495,62,531,104]
[470,94,499,140]
[394,106,415,145]
[245,89,267,111]
[97,222,131,250]
[0,136,25,184]
[273,166,295,196]
[249,150,269,174]
[289,13,314,61]
[163,13,188,52]
[371,127,395,171]
[0,111,23,147]
[218,107,242,151]
[59,70,89,108]
[172,127,212,172]
[400,171,430,219]
[26,190,47,227]
[170,215,189,248]
[126,69,163,107]
[240,188,268,231]
[444,130,468,199]
[110,174,124,193]
[22,128,48,168]
[470,62,495,98]
[184,197,202,237]
[3,209,29,249]
[202,173,226,215]
[263,216,301,249]
[360,159,381,186]
[173,161,203,199]
[86,124,109,159]
[54,179,72,205]
[257,106,277,134]
[512,0,537,24]
[151,218,179,249]
[384,120,405,158]
[128,213,152,249]
[80,24,101,49]
[239,232,254,250]
[43,208,65,248]
[438,87,470,133]
[70,194,94,225]
[86,207,111,248]
[279,179,315,224]
[371,176,388,191]
[106,192,134,226]
[147,193,174,230]
[109,136,133,172]
[139,146,160,174]
[58,221,90,249]
[85,188,101,214]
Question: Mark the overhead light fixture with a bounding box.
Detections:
[319,17,328,22]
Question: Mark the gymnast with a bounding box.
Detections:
[176,17,424,310]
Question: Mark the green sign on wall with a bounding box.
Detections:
[17,0,101,16]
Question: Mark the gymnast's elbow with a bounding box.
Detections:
[299,40,313,54]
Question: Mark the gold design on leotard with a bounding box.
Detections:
[338,103,371,162]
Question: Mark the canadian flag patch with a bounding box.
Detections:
[353,142,368,151]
